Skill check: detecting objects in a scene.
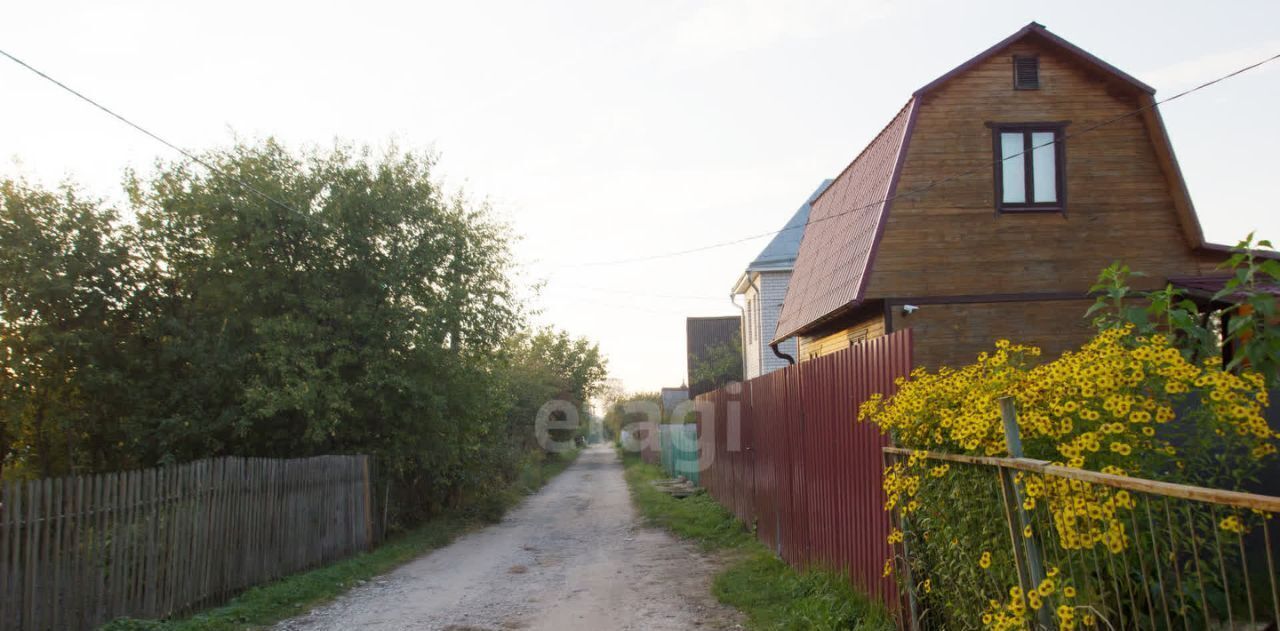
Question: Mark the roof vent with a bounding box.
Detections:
[1014,56,1039,89]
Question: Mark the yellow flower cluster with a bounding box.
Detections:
[866,329,1276,533]
[861,328,1278,630]
[981,568,1084,630]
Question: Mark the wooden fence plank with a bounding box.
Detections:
[50,477,63,631]
[1,455,376,629]
[1,481,13,630]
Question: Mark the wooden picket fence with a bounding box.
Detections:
[0,455,374,631]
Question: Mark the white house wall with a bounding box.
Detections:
[741,271,796,379]
[741,282,763,379]
[759,271,796,375]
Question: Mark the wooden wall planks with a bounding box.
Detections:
[0,455,373,631]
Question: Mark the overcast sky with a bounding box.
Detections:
[3,1,1278,393]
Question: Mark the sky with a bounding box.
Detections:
[3,1,1279,393]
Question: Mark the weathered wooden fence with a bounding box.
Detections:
[0,455,373,631]
[697,329,914,608]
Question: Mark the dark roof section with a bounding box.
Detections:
[1170,274,1280,302]
[747,179,835,272]
[686,316,742,398]
[773,101,915,342]
[913,22,1155,98]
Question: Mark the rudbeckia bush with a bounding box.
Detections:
[860,328,1278,630]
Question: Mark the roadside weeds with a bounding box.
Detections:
[621,451,893,631]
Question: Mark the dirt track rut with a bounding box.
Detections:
[275,444,742,630]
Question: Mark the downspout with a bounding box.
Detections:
[730,283,751,375]
[770,341,796,366]
[733,274,771,375]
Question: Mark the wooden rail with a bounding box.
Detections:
[883,446,1280,512]
[0,454,374,631]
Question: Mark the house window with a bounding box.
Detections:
[992,124,1065,212]
[1013,56,1039,89]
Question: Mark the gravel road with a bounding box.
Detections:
[275,444,743,630]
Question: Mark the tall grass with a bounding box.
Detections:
[621,452,892,630]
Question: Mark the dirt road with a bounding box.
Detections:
[275,444,742,630]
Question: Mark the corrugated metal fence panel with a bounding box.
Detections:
[695,329,913,609]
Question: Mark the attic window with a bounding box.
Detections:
[992,123,1066,212]
[1013,56,1039,89]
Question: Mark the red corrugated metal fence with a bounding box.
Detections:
[696,329,913,608]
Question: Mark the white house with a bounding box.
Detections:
[732,180,832,378]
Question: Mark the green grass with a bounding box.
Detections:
[103,449,580,631]
[621,451,893,631]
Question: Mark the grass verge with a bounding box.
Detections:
[621,451,892,631]
[104,448,580,631]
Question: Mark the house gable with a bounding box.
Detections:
[865,33,1221,299]
[774,22,1218,344]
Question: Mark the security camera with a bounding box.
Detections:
[902,304,919,315]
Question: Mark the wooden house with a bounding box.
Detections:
[773,22,1241,369]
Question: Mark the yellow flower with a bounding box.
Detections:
[980,551,992,569]
[1063,586,1076,598]
[1220,515,1245,534]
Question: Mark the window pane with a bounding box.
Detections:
[1000,132,1026,204]
[1031,131,1058,203]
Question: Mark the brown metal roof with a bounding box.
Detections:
[772,100,915,342]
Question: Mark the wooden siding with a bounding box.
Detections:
[799,310,885,360]
[890,298,1096,369]
[864,38,1220,301]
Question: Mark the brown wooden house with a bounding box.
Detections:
[773,22,1242,369]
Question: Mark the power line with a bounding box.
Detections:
[546,283,729,302]
[0,48,302,214]
[563,50,1280,269]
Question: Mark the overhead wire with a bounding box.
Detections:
[560,50,1280,269]
[6,43,1277,307]
[0,48,303,215]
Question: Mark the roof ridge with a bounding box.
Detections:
[913,21,1154,98]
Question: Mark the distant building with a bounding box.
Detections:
[685,316,742,398]
[660,386,689,419]
[732,180,832,378]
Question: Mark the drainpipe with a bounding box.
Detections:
[769,341,796,366]
[730,288,750,376]
[737,272,796,367]
[732,274,769,376]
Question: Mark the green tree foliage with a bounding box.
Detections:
[602,390,663,444]
[0,141,607,527]
[690,332,743,394]
[0,181,137,477]
[1087,233,1280,389]
[500,328,606,449]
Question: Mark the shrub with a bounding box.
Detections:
[860,329,1277,629]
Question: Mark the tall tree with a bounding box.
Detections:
[0,181,136,476]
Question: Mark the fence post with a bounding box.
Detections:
[999,397,1053,630]
[883,447,921,631]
